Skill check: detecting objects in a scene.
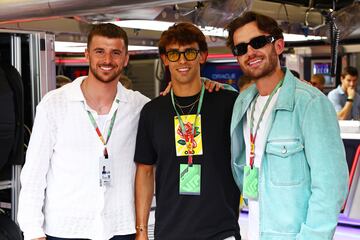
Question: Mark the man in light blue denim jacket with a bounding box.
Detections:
[226,11,349,240]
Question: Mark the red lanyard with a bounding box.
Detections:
[86,99,119,158]
[249,79,283,168]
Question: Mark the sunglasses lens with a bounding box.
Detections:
[250,36,268,49]
[166,49,199,61]
[184,49,198,61]
[166,50,180,62]
[233,35,274,56]
[233,44,247,56]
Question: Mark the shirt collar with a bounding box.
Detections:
[67,76,129,103]
[336,84,345,95]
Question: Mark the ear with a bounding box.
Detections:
[123,53,130,68]
[160,54,169,66]
[274,38,285,55]
[199,51,208,64]
[236,56,241,66]
[340,76,344,83]
[85,48,90,61]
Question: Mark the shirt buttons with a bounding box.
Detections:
[281,146,287,154]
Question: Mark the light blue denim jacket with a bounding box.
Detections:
[231,68,349,240]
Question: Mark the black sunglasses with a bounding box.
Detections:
[232,35,276,56]
[165,48,200,62]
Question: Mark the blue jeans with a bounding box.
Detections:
[46,234,135,240]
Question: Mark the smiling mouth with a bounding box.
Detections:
[100,65,114,71]
[177,67,190,73]
[247,58,263,67]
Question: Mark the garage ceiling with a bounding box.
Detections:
[0,0,358,49]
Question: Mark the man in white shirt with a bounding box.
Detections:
[18,23,149,240]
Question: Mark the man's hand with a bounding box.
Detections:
[160,81,172,96]
[347,87,356,100]
[32,238,46,240]
[204,79,223,92]
[160,79,223,96]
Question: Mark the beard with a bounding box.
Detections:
[89,63,121,84]
[240,46,278,80]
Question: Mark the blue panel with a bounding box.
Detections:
[201,62,243,90]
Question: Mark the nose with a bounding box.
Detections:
[103,52,112,63]
[178,52,187,64]
[246,44,256,56]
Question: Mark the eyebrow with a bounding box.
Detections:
[93,47,122,52]
[166,48,196,51]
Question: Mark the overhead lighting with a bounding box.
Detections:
[128,45,158,51]
[55,22,326,53]
[113,20,174,32]
[112,20,227,37]
[283,33,326,42]
[54,41,157,53]
[113,20,326,40]
[55,41,86,53]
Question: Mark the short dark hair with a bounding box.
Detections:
[341,66,358,78]
[311,74,325,85]
[87,23,128,52]
[226,11,284,50]
[158,22,208,54]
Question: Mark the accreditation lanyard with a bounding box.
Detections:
[171,84,205,166]
[249,79,283,168]
[86,99,119,158]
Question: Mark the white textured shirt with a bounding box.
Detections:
[18,77,149,240]
[243,91,280,240]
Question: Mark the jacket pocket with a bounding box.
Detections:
[266,139,305,186]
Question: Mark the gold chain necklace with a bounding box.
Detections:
[175,95,200,115]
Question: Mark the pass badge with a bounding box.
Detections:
[99,156,112,187]
[243,165,259,200]
[174,114,203,157]
[179,163,201,195]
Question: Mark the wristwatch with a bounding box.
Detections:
[347,98,354,102]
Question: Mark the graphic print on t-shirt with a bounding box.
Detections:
[174,114,203,156]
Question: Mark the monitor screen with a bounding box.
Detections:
[312,61,336,87]
[201,62,242,90]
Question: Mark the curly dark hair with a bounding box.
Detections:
[158,22,208,54]
[226,11,283,51]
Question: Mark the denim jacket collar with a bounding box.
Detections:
[231,67,296,134]
[274,67,295,112]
